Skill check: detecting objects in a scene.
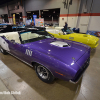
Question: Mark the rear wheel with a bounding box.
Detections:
[0,47,8,55]
[35,64,54,83]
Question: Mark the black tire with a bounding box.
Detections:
[0,47,8,55]
[35,64,54,83]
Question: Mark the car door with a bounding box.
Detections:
[6,38,33,64]
[8,40,23,59]
[19,45,34,64]
[60,34,74,41]
[68,34,74,41]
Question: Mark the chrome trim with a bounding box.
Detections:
[69,75,82,84]
[69,80,77,84]
[7,51,33,67]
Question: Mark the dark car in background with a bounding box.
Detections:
[0,24,12,33]
[12,25,46,31]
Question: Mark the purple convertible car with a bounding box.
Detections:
[0,29,91,83]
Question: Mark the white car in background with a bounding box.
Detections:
[46,27,63,34]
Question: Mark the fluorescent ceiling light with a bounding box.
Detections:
[43,10,49,11]
[27,12,31,13]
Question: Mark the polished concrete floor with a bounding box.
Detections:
[0,40,100,100]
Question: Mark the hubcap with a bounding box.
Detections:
[37,65,49,79]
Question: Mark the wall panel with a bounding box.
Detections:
[88,16,100,31]
[0,5,8,14]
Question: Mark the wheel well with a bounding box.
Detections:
[31,62,39,68]
[31,61,54,77]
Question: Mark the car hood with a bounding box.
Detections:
[25,38,90,65]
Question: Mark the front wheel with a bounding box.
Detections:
[0,47,8,55]
[35,64,54,83]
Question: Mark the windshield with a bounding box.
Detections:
[66,28,74,34]
[20,30,52,44]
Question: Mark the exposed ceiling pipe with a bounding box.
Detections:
[7,1,10,17]
[67,0,73,22]
[62,0,66,8]
[76,0,82,28]
[85,0,88,9]
[69,0,73,5]
[67,0,70,22]
[66,0,68,9]
[62,0,73,23]
[87,0,94,31]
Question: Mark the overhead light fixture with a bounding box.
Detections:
[27,12,31,13]
[43,10,49,11]
[16,13,19,14]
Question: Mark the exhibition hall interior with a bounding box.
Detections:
[0,0,100,100]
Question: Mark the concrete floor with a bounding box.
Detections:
[0,40,100,100]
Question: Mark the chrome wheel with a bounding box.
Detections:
[0,47,8,55]
[35,64,54,83]
[37,65,49,79]
[0,48,3,53]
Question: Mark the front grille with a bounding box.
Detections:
[71,57,90,82]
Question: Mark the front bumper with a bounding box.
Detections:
[69,57,90,84]
[92,41,99,48]
[87,41,99,48]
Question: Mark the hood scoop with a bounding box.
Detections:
[50,41,70,47]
